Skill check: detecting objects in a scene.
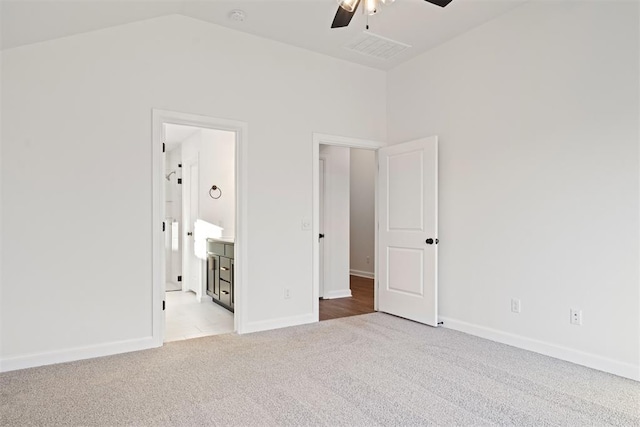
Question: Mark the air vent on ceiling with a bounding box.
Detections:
[344,31,411,60]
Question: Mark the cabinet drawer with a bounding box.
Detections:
[207,241,225,256]
[224,244,234,258]
[220,256,231,282]
[219,279,232,307]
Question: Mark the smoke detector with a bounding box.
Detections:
[228,9,246,22]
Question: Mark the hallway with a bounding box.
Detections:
[319,275,374,321]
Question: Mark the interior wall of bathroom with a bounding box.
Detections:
[349,148,376,278]
[180,128,235,239]
[199,128,235,239]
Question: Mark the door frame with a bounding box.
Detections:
[312,133,385,321]
[318,155,327,299]
[152,109,249,345]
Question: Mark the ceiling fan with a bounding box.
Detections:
[331,0,453,29]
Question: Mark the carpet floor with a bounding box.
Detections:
[1,313,638,426]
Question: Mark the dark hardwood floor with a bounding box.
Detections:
[319,275,375,321]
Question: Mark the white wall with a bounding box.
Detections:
[349,148,376,277]
[199,129,235,239]
[0,15,386,369]
[387,1,639,379]
[179,129,235,237]
[320,145,351,299]
[0,39,4,364]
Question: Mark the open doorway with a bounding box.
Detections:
[318,145,377,321]
[162,124,236,341]
[313,134,439,327]
[153,109,248,345]
[312,134,385,322]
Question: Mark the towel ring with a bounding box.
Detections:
[209,185,222,199]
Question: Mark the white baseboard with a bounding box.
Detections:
[322,290,352,299]
[0,337,158,373]
[350,269,374,279]
[240,313,316,334]
[439,316,639,382]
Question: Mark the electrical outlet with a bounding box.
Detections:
[284,288,291,299]
[570,309,582,325]
[511,298,521,313]
[366,256,370,264]
[301,218,311,231]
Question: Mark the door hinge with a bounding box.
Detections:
[177,178,182,185]
[163,143,166,153]
[177,275,182,282]
[162,222,165,232]
[162,300,165,311]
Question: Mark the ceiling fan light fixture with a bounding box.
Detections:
[331,0,453,30]
[336,0,359,13]
[364,0,378,15]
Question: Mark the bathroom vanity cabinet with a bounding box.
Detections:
[206,239,234,312]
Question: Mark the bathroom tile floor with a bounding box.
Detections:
[164,290,234,342]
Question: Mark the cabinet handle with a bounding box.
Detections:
[221,267,229,271]
[222,290,229,295]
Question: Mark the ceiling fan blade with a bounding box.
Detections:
[331,1,361,28]
[424,0,454,7]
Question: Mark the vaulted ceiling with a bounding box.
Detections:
[1,0,528,70]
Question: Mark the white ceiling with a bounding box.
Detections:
[1,0,528,70]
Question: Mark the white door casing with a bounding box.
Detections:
[377,136,438,326]
[153,109,248,343]
[312,133,385,322]
[319,157,326,299]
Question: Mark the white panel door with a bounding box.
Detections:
[182,156,199,295]
[378,136,438,326]
[188,162,200,292]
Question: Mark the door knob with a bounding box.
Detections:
[319,234,325,239]
[187,232,193,236]
[426,238,434,245]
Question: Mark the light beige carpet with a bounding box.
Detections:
[1,313,638,426]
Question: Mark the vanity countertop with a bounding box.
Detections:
[206,237,235,244]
